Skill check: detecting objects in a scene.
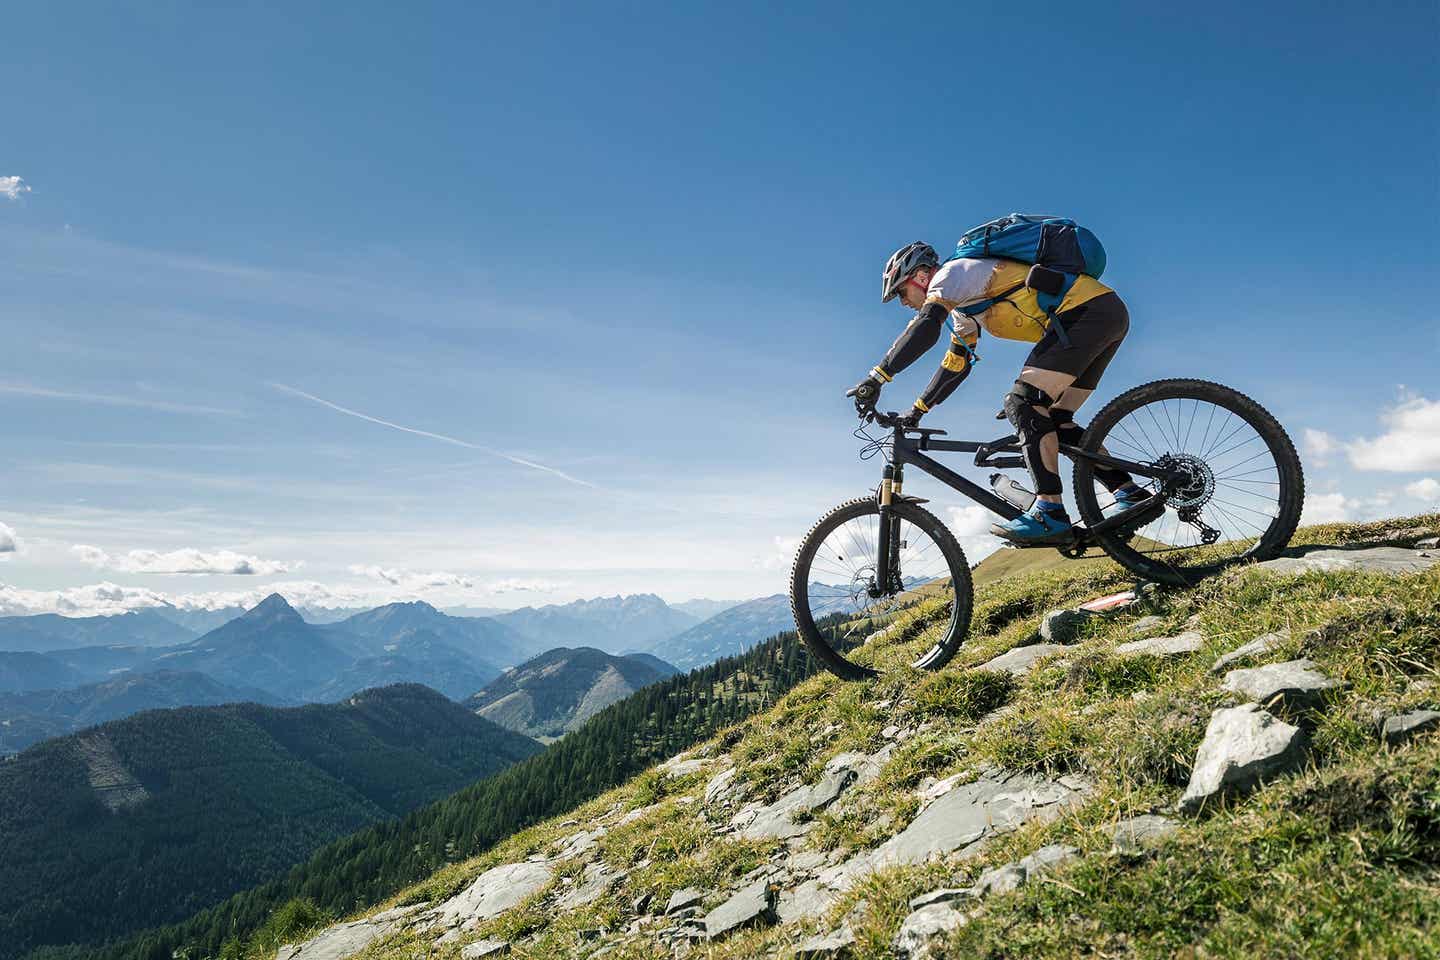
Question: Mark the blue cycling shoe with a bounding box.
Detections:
[1103,485,1157,519]
[990,502,1074,544]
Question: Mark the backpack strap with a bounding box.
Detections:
[957,282,1075,349]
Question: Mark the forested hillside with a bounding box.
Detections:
[1,685,540,960]
[72,627,821,960]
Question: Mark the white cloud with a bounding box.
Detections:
[759,535,801,571]
[0,522,19,559]
[1345,395,1440,472]
[946,504,1003,565]
[485,577,565,594]
[348,564,475,591]
[0,579,379,617]
[0,176,30,201]
[73,544,298,576]
[1406,477,1440,503]
[1302,428,1340,468]
[1303,492,1355,524]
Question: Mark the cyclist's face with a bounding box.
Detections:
[898,269,929,310]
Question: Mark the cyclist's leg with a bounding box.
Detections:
[1051,297,1140,493]
[1012,293,1129,503]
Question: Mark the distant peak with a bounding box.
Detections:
[243,593,300,620]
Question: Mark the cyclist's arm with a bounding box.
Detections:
[868,302,947,384]
[912,332,979,414]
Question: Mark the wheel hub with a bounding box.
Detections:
[1156,453,1215,510]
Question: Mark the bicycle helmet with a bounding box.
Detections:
[881,241,940,302]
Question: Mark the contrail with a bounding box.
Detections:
[269,383,598,489]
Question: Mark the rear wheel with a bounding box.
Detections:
[1073,378,1303,585]
[789,496,973,681]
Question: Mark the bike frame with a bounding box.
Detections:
[870,425,1183,592]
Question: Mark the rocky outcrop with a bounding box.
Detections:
[277,906,420,960]
[1178,704,1308,813]
[1257,545,1440,575]
[1221,659,1341,711]
[1380,709,1440,746]
[1210,628,1289,674]
[977,643,1070,676]
[1113,631,1204,659]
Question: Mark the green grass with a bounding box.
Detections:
[236,514,1440,960]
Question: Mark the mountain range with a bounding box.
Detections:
[491,593,700,655]
[466,647,679,740]
[640,591,797,670]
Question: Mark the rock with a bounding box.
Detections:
[892,902,968,958]
[1221,659,1341,711]
[1416,536,1439,550]
[972,862,1025,896]
[553,826,605,860]
[703,767,740,805]
[1109,814,1180,856]
[865,771,1088,869]
[555,861,622,910]
[977,643,1070,677]
[632,890,654,914]
[460,940,510,959]
[1128,615,1165,635]
[795,926,856,958]
[665,887,705,914]
[1040,608,1097,644]
[433,861,554,928]
[738,753,870,840]
[776,877,841,924]
[1257,545,1440,575]
[276,910,411,960]
[616,803,659,827]
[1113,631,1204,658]
[1381,709,1440,745]
[1178,704,1308,813]
[973,844,1080,897]
[703,877,777,939]
[908,888,970,910]
[1210,629,1289,674]
[660,753,712,777]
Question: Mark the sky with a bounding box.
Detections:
[2,1,1437,616]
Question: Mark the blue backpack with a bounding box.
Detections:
[953,213,1107,278]
[950,214,1107,346]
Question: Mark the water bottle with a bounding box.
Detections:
[989,473,1036,512]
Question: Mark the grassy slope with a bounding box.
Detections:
[248,515,1440,960]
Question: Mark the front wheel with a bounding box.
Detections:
[1073,378,1304,586]
[789,496,974,681]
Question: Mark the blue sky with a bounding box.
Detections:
[2,1,1437,615]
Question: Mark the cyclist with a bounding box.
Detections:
[851,241,1154,543]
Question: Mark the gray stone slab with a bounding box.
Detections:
[738,752,870,840]
[1381,709,1440,746]
[795,926,856,958]
[1114,631,1204,659]
[777,877,841,925]
[703,766,739,805]
[1178,704,1307,813]
[867,771,1088,869]
[892,902,969,958]
[276,917,394,960]
[1257,545,1440,575]
[973,844,1079,897]
[665,887,705,914]
[977,643,1070,677]
[704,878,777,939]
[1210,629,1289,674]
[460,940,510,959]
[434,861,554,928]
[1109,814,1180,856]
[1417,536,1439,550]
[1221,658,1341,710]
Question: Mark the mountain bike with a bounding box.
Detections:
[789,378,1304,680]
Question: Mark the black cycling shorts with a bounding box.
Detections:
[1022,291,1130,390]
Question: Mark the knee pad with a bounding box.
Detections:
[1050,409,1085,447]
[1003,383,1062,495]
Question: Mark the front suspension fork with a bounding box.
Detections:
[873,464,905,597]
